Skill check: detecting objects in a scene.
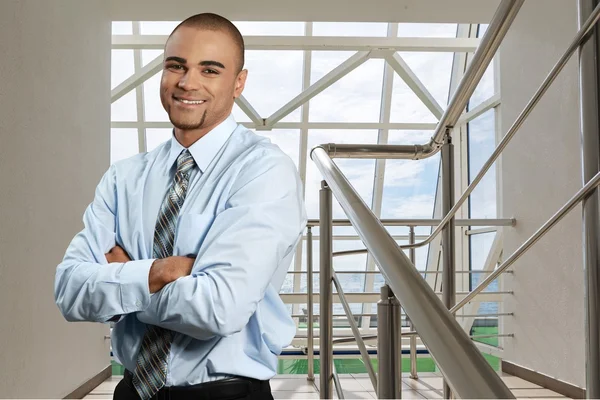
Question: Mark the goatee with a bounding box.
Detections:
[170,110,207,130]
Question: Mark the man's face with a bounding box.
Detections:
[160,26,246,133]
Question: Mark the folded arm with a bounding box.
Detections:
[54,165,154,323]
[136,154,306,340]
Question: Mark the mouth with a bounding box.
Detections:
[173,96,206,106]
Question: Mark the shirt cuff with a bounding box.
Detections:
[119,259,155,313]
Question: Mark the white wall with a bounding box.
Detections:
[0,1,112,397]
[499,0,585,387]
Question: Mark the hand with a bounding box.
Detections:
[106,245,131,263]
[148,256,196,294]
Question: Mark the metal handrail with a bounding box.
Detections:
[311,147,514,399]
[452,169,600,313]
[331,271,378,390]
[322,0,524,162]
[315,2,600,254]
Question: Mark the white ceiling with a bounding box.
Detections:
[109,0,501,23]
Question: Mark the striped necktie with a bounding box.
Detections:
[132,149,195,400]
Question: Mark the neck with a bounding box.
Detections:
[174,115,229,148]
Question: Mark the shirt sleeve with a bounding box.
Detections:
[54,165,155,323]
[136,152,306,340]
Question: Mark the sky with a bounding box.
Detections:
[109,21,498,317]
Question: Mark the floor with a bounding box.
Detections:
[84,372,569,399]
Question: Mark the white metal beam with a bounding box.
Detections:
[385,52,444,120]
[456,93,500,125]
[266,51,371,126]
[234,95,263,126]
[362,23,398,330]
[113,35,481,52]
[132,22,147,153]
[291,22,313,325]
[111,53,163,103]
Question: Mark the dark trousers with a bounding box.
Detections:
[113,371,274,400]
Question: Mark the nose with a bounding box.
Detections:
[177,67,202,91]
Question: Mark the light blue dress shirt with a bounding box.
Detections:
[54,114,307,385]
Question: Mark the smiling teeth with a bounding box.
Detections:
[179,99,205,104]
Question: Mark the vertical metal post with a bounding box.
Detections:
[320,181,333,399]
[578,1,600,397]
[408,226,418,380]
[377,285,402,399]
[442,131,456,399]
[307,227,315,381]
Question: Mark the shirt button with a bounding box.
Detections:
[136,300,142,307]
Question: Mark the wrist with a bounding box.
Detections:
[149,258,167,293]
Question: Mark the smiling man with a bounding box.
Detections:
[54,13,306,400]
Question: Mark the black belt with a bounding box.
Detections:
[123,370,271,400]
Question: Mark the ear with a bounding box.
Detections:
[233,69,248,99]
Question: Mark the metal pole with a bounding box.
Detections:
[332,366,345,400]
[319,181,333,399]
[377,285,402,399]
[441,133,456,399]
[306,227,315,381]
[332,272,378,390]
[311,147,514,399]
[408,227,418,380]
[578,1,600,397]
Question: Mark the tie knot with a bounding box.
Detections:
[176,149,195,175]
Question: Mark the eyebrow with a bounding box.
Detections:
[164,57,226,69]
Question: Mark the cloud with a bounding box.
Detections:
[386,194,436,218]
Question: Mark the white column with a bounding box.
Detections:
[0,1,112,397]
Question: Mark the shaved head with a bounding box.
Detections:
[168,13,245,72]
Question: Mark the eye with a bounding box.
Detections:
[203,68,219,75]
[166,64,185,72]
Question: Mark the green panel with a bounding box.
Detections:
[472,326,499,347]
[114,353,500,376]
[112,360,125,376]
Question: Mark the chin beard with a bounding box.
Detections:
[170,111,207,130]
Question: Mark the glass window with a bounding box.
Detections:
[469,232,499,326]
[112,21,133,35]
[146,129,172,152]
[305,130,378,219]
[468,110,497,219]
[234,21,305,36]
[381,131,439,221]
[141,50,164,68]
[313,22,387,37]
[111,50,135,90]
[244,50,303,122]
[111,129,138,163]
[256,129,300,169]
[143,72,170,122]
[111,91,137,122]
[397,23,457,38]
[309,55,384,122]
[470,24,495,108]
[140,21,179,35]
[398,52,453,109]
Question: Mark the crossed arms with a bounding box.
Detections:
[54,154,305,340]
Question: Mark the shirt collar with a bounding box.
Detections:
[167,114,238,173]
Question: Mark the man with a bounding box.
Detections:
[54,13,306,400]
